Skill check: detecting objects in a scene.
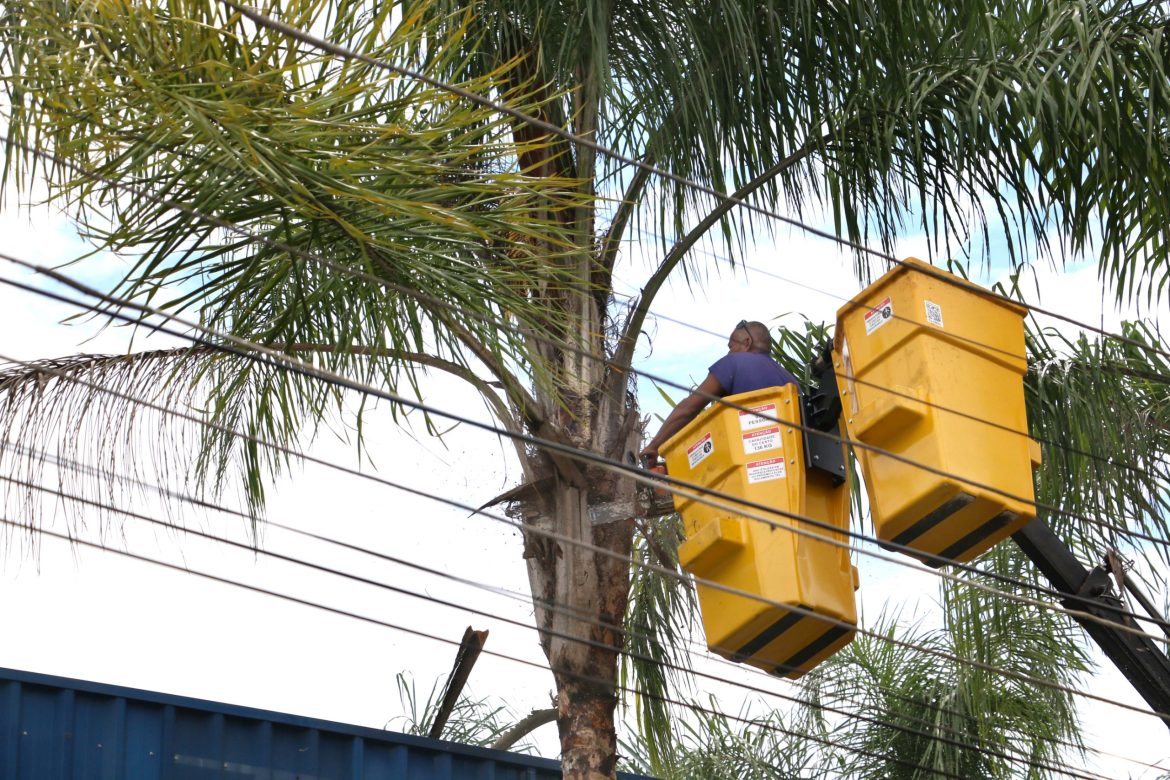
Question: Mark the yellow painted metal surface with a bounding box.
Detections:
[834,257,1040,565]
[660,385,856,678]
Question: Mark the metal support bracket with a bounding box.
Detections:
[801,339,847,486]
[1013,520,1170,731]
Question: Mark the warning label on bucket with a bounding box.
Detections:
[687,432,714,469]
[864,296,894,335]
[738,403,777,431]
[742,426,782,454]
[746,456,787,483]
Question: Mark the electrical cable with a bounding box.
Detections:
[0,272,1157,650]
[1,517,992,780]
[2,91,1160,715]
[607,233,1170,488]
[3,140,1165,562]
[0,436,1116,777]
[11,120,1170,537]
[0,437,1126,774]
[0,146,1165,562]
[4,378,1165,780]
[2,338,1168,727]
[219,0,1170,365]
[15,440,1163,778]
[0,482,1113,780]
[5,267,1170,658]
[3,7,1166,583]
[4,267,1170,650]
[4,4,1165,762]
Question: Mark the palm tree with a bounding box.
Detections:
[3,1,1170,776]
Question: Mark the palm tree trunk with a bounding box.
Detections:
[520,412,639,778]
[554,670,621,778]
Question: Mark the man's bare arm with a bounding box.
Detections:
[640,372,723,459]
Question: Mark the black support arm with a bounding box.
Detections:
[1012,519,1170,731]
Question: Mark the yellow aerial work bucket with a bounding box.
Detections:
[834,257,1041,566]
[660,384,857,678]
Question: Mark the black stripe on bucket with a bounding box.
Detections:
[771,625,851,677]
[730,609,805,663]
[932,510,1018,567]
[886,493,975,549]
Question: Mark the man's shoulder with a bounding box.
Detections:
[741,352,784,369]
[713,351,769,365]
[708,352,739,372]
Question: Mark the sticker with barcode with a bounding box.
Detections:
[864,297,893,335]
[924,300,944,328]
[746,456,786,483]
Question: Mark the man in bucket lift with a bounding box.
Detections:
[639,319,799,461]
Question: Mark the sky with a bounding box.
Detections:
[1,179,1169,778]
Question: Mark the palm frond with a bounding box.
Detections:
[0,348,261,538]
[805,551,1088,780]
[0,0,600,531]
[1,0,588,401]
[619,510,697,777]
[1026,320,1170,567]
[0,336,505,536]
[388,671,544,753]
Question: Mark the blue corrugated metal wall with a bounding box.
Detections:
[0,667,654,779]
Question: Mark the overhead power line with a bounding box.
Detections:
[2,1,1160,767]
[5,517,1000,780]
[5,133,1168,552]
[5,436,1145,776]
[3,263,1170,639]
[0,499,1109,780]
[13,439,1163,778]
[3,266,1169,652]
[2,138,1165,558]
[9,475,1102,779]
[0,7,1160,734]
[2,327,1168,723]
[219,0,1170,365]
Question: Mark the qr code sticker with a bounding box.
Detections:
[924,300,944,328]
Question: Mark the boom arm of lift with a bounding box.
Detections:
[1012,521,1170,732]
[798,340,1170,731]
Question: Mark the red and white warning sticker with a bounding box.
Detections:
[742,426,782,454]
[738,403,777,430]
[746,456,787,483]
[687,432,715,469]
[864,296,894,335]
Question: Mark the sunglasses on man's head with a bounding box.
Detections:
[733,320,753,349]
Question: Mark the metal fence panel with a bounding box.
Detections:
[0,667,654,780]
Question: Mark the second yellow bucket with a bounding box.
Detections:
[834,258,1041,565]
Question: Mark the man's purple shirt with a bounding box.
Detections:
[709,352,800,397]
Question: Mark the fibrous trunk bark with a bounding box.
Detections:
[519,413,639,779]
[500,22,634,773]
